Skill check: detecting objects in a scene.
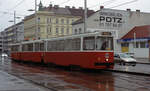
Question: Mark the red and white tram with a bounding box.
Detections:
[11,31,114,69]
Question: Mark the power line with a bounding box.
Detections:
[0,0,26,17]
[10,0,26,10]
[108,0,138,9]
[57,0,72,5]
[0,10,26,16]
[89,0,117,8]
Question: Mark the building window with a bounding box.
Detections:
[47,26,51,34]
[66,28,69,34]
[121,43,129,47]
[38,27,40,32]
[72,19,74,23]
[79,28,82,34]
[61,19,64,24]
[37,17,40,23]
[56,28,59,35]
[56,18,59,24]
[49,27,51,34]
[74,29,77,34]
[67,19,69,24]
[136,42,139,48]
[61,28,64,35]
[47,18,51,23]
[49,18,51,23]
[140,42,146,48]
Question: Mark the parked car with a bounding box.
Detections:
[1,53,8,57]
[114,53,136,66]
[124,52,134,58]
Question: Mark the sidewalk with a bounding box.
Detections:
[108,63,150,76]
[0,70,50,91]
[135,58,150,64]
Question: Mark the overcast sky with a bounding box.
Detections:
[0,0,150,32]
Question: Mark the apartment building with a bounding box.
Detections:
[2,22,24,54]
[23,3,94,40]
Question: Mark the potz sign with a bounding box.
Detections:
[98,11,124,28]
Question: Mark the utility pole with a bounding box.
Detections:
[84,0,87,33]
[14,11,16,25]
[134,32,136,55]
[35,0,38,40]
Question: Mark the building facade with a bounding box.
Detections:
[0,32,2,53]
[119,25,150,58]
[23,4,94,40]
[3,22,24,54]
[72,6,150,53]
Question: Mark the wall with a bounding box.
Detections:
[134,48,149,58]
[72,8,150,54]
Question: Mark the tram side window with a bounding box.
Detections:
[40,43,44,51]
[72,38,81,50]
[56,40,65,51]
[35,43,40,51]
[51,41,57,51]
[83,37,95,50]
[11,46,14,52]
[22,45,28,51]
[64,39,72,51]
[11,45,19,52]
[27,44,33,51]
[47,41,52,51]
[96,37,113,50]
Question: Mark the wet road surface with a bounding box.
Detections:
[1,57,150,91]
[113,63,150,75]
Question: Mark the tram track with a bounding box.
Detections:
[0,60,92,91]
[1,58,150,91]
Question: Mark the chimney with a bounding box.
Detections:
[126,8,131,11]
[79,7,83,10]
[136,9,140,12]
[49,4,52,8]
[65,6,70,9]
[54,5,59,9]
[100,6,104,9]
[72,6,75,9]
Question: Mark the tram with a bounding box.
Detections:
[11,31,114,69]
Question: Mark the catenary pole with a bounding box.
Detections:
[84,0,87,33]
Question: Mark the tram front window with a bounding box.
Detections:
[96,37,113,50]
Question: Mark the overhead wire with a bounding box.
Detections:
[108,0,138,9]
[0,0,26,17]
[89,0,117,8]
[10,0,26,10]
[0,10,26,16]
[56,0,72,5]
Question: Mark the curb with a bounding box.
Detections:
[104,69,150,76]
[136,62,150,65]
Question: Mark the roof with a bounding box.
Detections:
[72,10,99,25]
[121,25,150,41]
[41,5,95,17]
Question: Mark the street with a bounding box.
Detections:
[0,57,150,91]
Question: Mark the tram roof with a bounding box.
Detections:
[11,31,113,45]
[45,31,113,41]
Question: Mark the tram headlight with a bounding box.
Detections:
[106,59,109,61]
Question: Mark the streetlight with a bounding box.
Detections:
[8,11,21,43]
[28,0,38,40]
[84,0,87,33]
